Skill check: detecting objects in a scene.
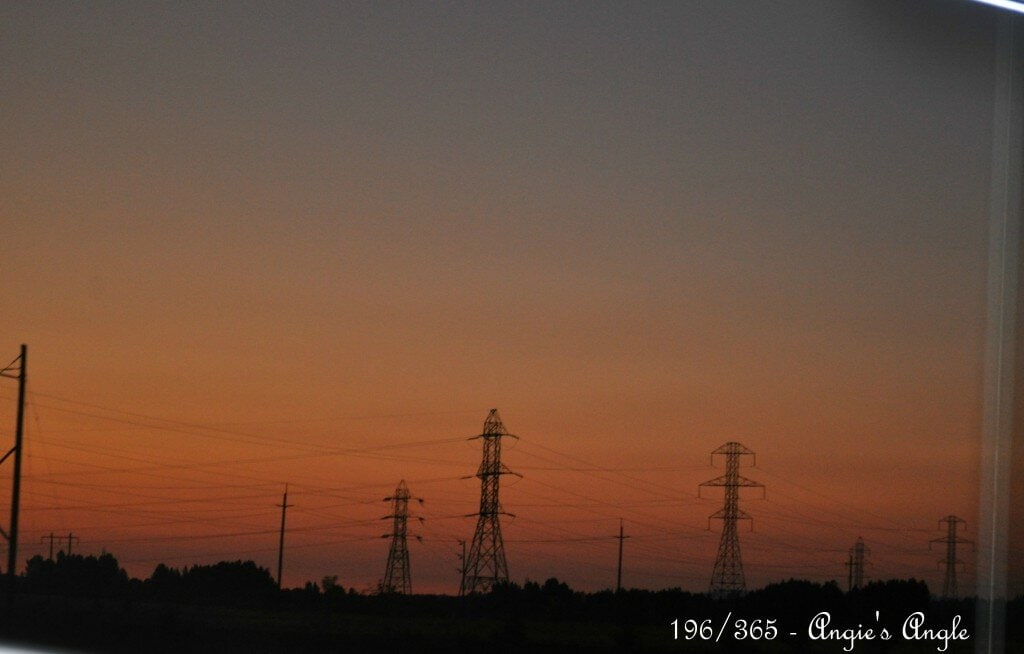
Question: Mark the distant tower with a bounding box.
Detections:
[460,409,519,595]
[931,515,970,598]
[846,537,869,591]
[382,480,420,594]
[699,442,764,598]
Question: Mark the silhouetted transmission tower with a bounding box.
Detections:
[382,479,421,594]
[931,515,970,598]
[460,409,520,595]
[699,442,764,598]
[846,537,869,591]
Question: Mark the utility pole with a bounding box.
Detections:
[460,409,520,595]
[846,537,868,591]
[276,485,292,589]
[382,480,421,594]
[1,345,26,595]
[41,533,57,561]
[616,519,628,593]
[63,533,79,556]
[846,553,853,593]
[931,515,970,598]
[456,539,466,595]
[699,442,764,598]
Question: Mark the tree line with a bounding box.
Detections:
[3,551,1018,653]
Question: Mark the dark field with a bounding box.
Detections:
[0,559,1015,653]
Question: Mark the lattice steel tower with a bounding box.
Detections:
[846,537,869,591]
[460,409,519,595]
[699,442,764,598]
[382,479,420,594]
[931,515,970,598]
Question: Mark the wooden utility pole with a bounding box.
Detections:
[276,485,292,589]
[847,553,853,592]
[41,533,57,561]
[616,518,628,593]
[64,533,79,556]
[1,345,26,597]
[457,539,466,594]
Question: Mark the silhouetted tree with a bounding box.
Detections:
[847,577,930,625]
[145,560,278,607]
[146,562,183,601]
[24,552,129,598]
[745,579,843,625]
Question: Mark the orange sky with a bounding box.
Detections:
[0,1,1015,596]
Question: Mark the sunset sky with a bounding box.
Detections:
[0,1,1015,596]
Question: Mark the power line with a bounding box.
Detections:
[23,389,477,450]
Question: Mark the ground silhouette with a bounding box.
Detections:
[0,552,1013,653]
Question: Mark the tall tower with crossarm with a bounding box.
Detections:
[931,515,970,598]
[382,479,420,594]
[460,409,520,595]
[846,537,869,591]
[699,442,764,598]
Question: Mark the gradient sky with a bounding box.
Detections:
[0,0,1015,596]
